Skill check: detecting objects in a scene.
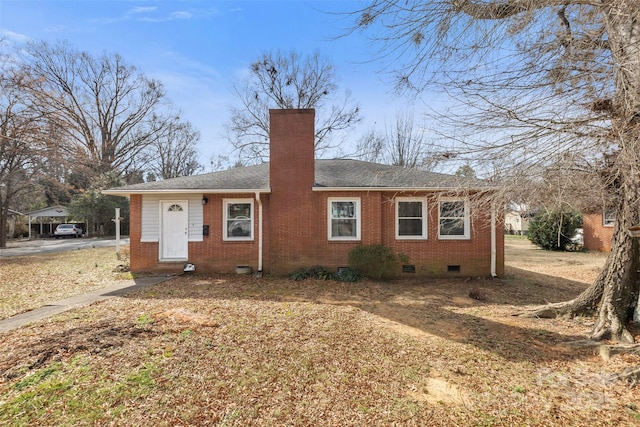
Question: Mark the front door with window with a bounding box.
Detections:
[161,201,188,260]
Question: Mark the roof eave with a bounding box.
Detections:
[312,186,498,192]
[102,188,272,197]
[103,185,497,197]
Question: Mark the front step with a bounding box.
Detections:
[154,262,185,274]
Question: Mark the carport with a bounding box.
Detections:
[26,206,71,239]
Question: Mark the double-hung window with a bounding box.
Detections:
[396,198,427,239]
[223,199,253,241]
[603,208,616,227]
[438,198,470,239]
[328,198,360,240]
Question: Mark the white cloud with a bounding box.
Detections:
[171,11,192,20]
[126,6,220,23]
[129,7,157,14]
[43,24,69,34]
[0,29,31,43]
[137,17,166,23]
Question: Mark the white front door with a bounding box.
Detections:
[161,201,189,260]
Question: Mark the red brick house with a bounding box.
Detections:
[105,109,504,277]
[583,211,615,252]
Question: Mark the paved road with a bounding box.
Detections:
[0,236,130,258]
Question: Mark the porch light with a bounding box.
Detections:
[202,196,208,205]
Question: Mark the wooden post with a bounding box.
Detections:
[115,207,121,258]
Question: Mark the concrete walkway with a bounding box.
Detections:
[0,276,174,333]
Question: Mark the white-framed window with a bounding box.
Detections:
[328,197,361,241]
[223,199,253,241]
[438,198,470,240]
[396,198,427,239]
[603,208,615,227]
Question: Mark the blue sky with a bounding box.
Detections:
[0,0,415,168]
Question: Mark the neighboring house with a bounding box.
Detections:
[105,109,504,277]
[504,204,532,235]
[583,208,615,252]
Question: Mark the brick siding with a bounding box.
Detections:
[583,213,614,252]
[128,109,504,277]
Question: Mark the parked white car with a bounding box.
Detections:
[566,227,583,251]
[571,227,584,245]
[54,224,83,238]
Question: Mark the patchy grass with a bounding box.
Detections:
[0,238,639,426]
[0,247,126,320]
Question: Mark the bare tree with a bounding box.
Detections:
[350,1,640,364]
[226,50,361,163]
[140,115,202,180]
[355,129,385,163]
[19,40,168,176]
[522,154,609,214]
[6,40,205,238]
[355,110,429,169]
[0,60,48,248]
[454,164,476,179]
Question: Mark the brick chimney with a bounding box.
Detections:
[268,109,318,273]
[269,109,315,192]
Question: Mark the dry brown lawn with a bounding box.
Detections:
[0,237,639,426]
[0,246,131,319]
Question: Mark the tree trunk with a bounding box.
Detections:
[520,2,640,343]
[590,2,640,343]
[0,203,7,249]
[521,156,640,343]
[589,184,640,343]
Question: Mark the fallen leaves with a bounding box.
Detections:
[0,238,639,425]
[0,247,124,319]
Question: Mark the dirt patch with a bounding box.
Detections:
[423,376,469,406]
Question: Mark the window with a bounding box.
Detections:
[438,198,470,239]
[396,198,427,239]
[328,198,360,240]
[167,204,183,212]
[603,208,615,227]
[223,199,253,241]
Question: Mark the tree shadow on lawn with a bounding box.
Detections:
[120,266,598,365]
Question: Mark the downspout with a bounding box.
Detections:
[491,201,497,277]
[255,191,263,274]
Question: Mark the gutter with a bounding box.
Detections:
[102,188,271,197]
[103,187,496,196]
[311,186,499,193]
[491,201,497,277]
[255,191,264,274]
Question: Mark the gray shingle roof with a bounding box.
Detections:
[105,159,492,195]
[314,159,488,189]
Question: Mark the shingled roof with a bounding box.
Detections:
[104,159,492,195]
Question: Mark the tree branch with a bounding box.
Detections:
[452,0,588,20]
